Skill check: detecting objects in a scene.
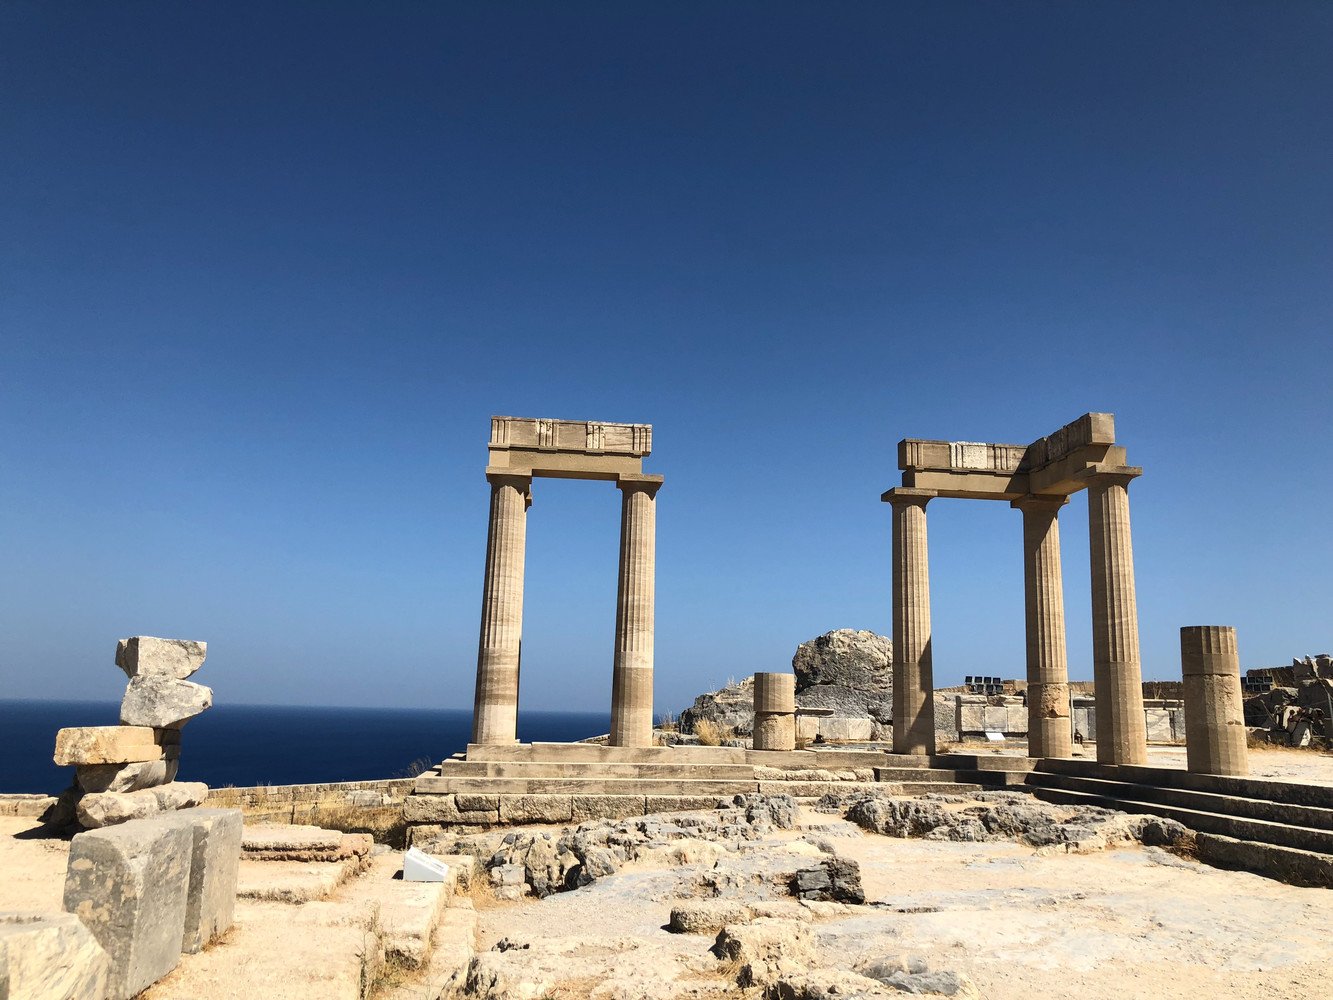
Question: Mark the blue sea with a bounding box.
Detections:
[0,700,608,794]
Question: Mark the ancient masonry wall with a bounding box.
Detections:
[203,778,416,826]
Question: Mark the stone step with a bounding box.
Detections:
[1027,784,1333,856]
[1194,832,1333,889]
[930,753,1037,773]
[340,855,454,968]
[875,768,1028,786]
[1033,758,1333,808]
[438,760,758,780]
[414,776,758,797]
[741,749,892,768]
[463,742,748,764]
[1024,771,1333,831]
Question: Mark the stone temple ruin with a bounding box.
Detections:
[400,412,1333,890]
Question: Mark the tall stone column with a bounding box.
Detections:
[1181,626,1249,776]
[1012,495,1072,759]
[887,489,936,756]
[471,473,531,745]
[610,475,662,747]
[1087,471,1148,765]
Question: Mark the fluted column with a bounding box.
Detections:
[610,475,662,747]
[1181,626,1249,776]
[1087,471,1148,765]
[471,473,531,745]
[887,488,935,755]
[753,672,797,751]
[1012,495,1072,759]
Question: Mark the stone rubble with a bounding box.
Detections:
[44,636,214,830]
[473,794,798,901]
[0,911,111,1000]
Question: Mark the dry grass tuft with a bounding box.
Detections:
[693,719,736,747]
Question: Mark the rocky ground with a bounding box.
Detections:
[416,787,1330,1000]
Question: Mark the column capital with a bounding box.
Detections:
[1010,494,1069,513]
[1077,465,1142,489]
[485,467,533,490]
[617,473,664,497]
[881,486,936,508]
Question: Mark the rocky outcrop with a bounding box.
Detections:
[681,629,895,741]
[840,791,1192,852]
[680,675,756,737]
[474,795,798,900]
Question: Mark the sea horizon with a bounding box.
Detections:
[0,699,610,795]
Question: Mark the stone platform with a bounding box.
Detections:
[404,743,1038,831]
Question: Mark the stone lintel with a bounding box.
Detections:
[895,412,1123,499]
[488,415,652,480]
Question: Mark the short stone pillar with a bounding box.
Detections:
[1181,626,1249,776]
[752,673,797,751]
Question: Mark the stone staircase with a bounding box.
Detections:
[1025,758,1333,887]
[406,743,1040,829]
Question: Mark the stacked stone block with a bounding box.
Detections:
[1181,626,1249,777]
[46,636,214,829]
[752,673,797,751]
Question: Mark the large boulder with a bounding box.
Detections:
[792,629,890,693]
[792,629,893,730]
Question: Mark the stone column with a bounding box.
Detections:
[753,673,797,751]
[1087,471,1148,765]
[887,489,936,756]
[610,475,662,747]
[1012,495,1072,759]
[1181,626,1249,776]
[471,473,531,745]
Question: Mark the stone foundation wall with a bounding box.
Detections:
[204,778,416,828]
[0,792,58,817]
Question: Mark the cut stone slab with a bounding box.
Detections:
[344,855,452,967]
[241,824,345,853]
[76,759,178,794]
[116,637,208,680]
[77,782,208,829]
[158,809,242,954]
[236,858,359,903]
[54,726,162,767]
[120,676,213,729]
[63,815,194,1000]
[0,911,110,1000]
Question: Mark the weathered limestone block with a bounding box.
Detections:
[54,726,162,767]
[116,637,207,680]
[403,795,499,826]
[668,900,753,934]
[76,759,178,794]
[497,794,573,824]
[0,911,110,1000]
[158,809,242,953]
[645,795,727,814]
[63,817,194,1000]
[120,676,213,729]
[816,718,873,742]
[570,795,647,823]
[77,782,209,829]
[241,824,343,853]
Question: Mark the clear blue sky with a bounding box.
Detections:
[2,3,1330,717]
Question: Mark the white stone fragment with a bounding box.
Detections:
[403,847,449,883]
